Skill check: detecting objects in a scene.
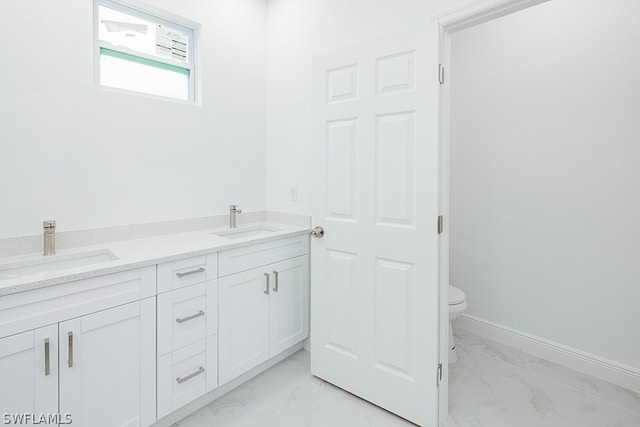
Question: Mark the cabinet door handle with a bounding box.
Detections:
[176,267,205,278]
[273,270,279,292]
[176,310,205,324]
[176,366,205,384]
[44,338,50,376]
[264,273,270,295]
[67,332,73,368]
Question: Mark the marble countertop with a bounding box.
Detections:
[0,221,309,297]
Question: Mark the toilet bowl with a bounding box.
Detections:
[448,285,467,363]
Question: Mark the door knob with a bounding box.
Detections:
[310,226,325,238]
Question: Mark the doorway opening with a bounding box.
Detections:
[436,0,553,424]
[438,0,640,424]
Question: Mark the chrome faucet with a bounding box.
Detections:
[43,220,56,256]
[229,205,242,228]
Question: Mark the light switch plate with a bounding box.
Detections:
[289,185,298,202]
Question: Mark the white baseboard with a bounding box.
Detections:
[455,314,640,394]
[302,337,311,352]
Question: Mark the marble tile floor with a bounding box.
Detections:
[448,328,640,427]
[173,350,414,427]
[175,331,640,427]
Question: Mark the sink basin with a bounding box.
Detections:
[0,249,119,280]
[213,226,280,240]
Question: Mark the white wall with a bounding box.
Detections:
[450,0,640,368]
[0,0,267,238]
[265,0,467,214]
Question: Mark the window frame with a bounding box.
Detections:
[93,0,198,103]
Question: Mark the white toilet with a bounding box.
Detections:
[448,285,467,363]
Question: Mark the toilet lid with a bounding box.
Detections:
[449,286,466,305]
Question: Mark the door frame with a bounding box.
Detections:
[434,0,552,424]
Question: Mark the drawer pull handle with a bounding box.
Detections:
[273,270,279,292]
[176,310,205,324]
[264,273,270,295]
[176,267,205,278]
[176,366,205,384]
[68,332,73,368]
[44,338,50,376]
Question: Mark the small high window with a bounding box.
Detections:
[94,0,197,102]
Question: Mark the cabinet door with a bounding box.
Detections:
[269,255,309,355]
[0,325,58,426]
[218,267,270,385]
[59,298,156,427]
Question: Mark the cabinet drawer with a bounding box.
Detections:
[157,336,217,419]
[157,281,218,356]
[157,253,218,293]
[0,266,156,338]
[219,235,308,277]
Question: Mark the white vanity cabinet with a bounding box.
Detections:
[0,229,311,426]
[0,325,59,425]
[268,256,309,355]
[0,267,157,427]
[218,236,309,385]
[156,254,219,419]
[60,298,156,427]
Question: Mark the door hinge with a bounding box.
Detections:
[437,215,444,235]
[438,64,445,85]
[437,363,443,385]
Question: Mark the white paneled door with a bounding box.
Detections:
[311,35,440,426]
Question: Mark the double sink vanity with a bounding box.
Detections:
[0,210,310,426]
